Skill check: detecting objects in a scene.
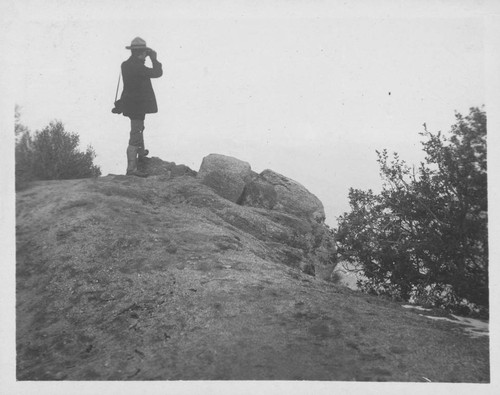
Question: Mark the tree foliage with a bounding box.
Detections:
[15,110,101,187]
[335,107,487,316]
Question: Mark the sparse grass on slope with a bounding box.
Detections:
[16,176,489,381]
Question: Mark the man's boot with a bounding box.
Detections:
[137,126,149,158]
[138,146,149,158]
[126,145,148,177]
[137,146,149,171]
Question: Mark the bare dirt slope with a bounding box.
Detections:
[16,172,489,381]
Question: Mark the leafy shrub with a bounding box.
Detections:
[15,114,101,187]
[335,107,487,316]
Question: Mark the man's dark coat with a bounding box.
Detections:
[120,56,163,116]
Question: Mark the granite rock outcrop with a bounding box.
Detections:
[195,153,336,278]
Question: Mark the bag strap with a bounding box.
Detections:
[114,73,122,102]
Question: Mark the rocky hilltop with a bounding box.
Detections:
[15,154,489,381]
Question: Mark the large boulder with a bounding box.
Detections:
[239,169,326,223]
[197,154,254,203]
[237,168,334,280]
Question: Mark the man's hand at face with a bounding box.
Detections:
[148,50,157,61]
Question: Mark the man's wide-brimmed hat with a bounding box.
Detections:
[126,37,150,50]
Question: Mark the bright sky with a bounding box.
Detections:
[3,0,497,226]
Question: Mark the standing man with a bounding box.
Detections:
[121,37,163,177]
